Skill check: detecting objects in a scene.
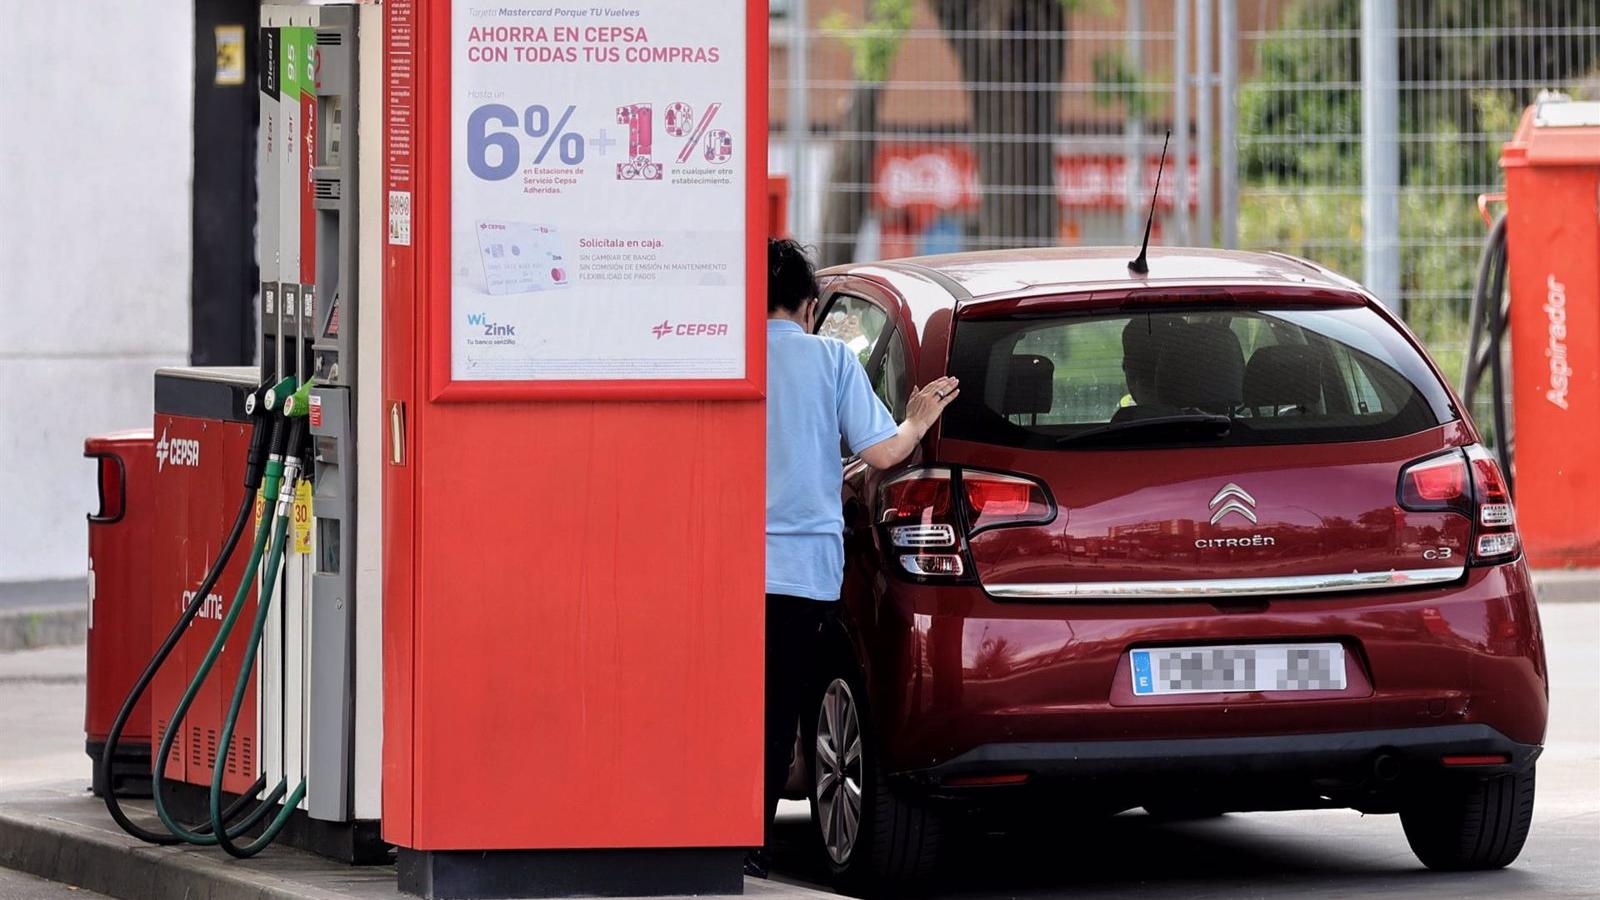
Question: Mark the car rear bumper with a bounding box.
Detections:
[902,723,1540,789]
[872,562,1549,772]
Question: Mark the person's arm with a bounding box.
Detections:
[857,376,960,470]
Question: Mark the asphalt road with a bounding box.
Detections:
[0,608,1594,897]
[0,643,103,897]
[768,602,1600,898]
[0,644,89,791]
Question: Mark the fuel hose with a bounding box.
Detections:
[149,379,299,845]
[1461,215,1514,491]
[100,382,284,846]
[210,413,312,857]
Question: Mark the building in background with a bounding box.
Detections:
[0,1,194,582]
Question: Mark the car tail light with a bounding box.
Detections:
[881,469,955,534]
[900,554,965,577]
[1398,452,1470,515]
[1398,447,1518,565]
[1466,446,1518,563]
[963,470,1054,533]
[881,469,960,579]
[880,467,1054,580]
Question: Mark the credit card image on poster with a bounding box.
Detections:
[453,229,487,293]
[475,221,570,295]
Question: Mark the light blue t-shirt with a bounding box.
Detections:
[767,319,898,601]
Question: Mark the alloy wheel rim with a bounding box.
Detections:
[816,678,864,865]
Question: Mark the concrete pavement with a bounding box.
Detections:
[0,645,89,792]
[0,600,1594,899]
[0,867,107,899]
[0,580,86,652]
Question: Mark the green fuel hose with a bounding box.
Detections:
[101,381,282,846]
[149,455,287,844]
[210,444,309,857]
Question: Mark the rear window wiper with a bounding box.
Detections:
[1055,413,1234,447]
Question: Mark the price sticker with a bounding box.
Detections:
[292,481,314,555]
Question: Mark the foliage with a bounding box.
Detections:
[1089,49,1161,119]
[820,0,915,84]
[1237,0,1599,408]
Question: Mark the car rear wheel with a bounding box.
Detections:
[1400,766,1536,870]
[810,670,944,891]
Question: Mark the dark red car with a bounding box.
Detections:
[796,247,1547,889]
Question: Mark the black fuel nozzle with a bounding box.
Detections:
[243,381,277,490]
[258,376,298,469]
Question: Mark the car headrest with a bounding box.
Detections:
[1156,322,1244,413]
[1243,344,1328,412]
[1002,354,1054,415]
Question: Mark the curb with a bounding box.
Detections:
[0,606,86,653]
[0,794,361,900]
[0,784,835,900]
[1530,569,1599,604]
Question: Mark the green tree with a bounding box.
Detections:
[817,0,915,266]
[1238,0,1599,381]
[931,0,1071,247]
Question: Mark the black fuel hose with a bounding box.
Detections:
[1461,215,1514,492]
[100,387,284,845]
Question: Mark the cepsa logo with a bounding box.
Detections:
[651,320,731,340]
[155,426,201,472]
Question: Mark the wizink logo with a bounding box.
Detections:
[652,320,730,339]
[155,426,201,473]
[467,312,516,336]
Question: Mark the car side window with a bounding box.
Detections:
[817,293,893,458]
[876,333,911,421]
[817,294,890,368]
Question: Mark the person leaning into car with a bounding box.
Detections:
[753,238,959,877]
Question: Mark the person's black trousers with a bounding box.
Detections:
[763,592,830,848]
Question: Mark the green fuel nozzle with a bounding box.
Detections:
[262,376,298,414]
[282,380,315,419]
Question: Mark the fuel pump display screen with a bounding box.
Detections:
[449,0,750,384]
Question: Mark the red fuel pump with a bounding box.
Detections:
[1499,97,1600,567]
[382,2,767,896]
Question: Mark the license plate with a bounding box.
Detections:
[1130,643,1347,696]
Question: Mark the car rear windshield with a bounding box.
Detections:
[942,305,1458,450]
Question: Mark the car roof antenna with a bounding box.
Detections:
[1127,129,1172,276]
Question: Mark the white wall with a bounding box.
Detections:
[0,1,194,582]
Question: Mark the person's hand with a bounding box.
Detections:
[906,376,960,435]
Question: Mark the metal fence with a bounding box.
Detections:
[770,0,1600,419]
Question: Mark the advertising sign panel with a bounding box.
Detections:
[447,1,761,392]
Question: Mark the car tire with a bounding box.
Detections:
[808,662,944,893]
[1400,766,1536,871]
